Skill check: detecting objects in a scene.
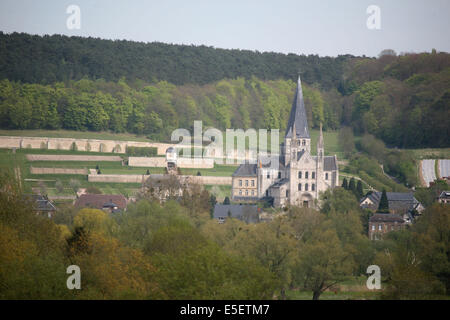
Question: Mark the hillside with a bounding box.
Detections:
[0,32,352,89]
[0,33,449,150]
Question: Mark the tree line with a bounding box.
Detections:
[0,170,448,300]
[0,32,449,148]
[0,77,338,141]
[0,32,351,89]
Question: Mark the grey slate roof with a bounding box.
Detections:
[285,76,310,139]
[361,192,421,214]
[213,204,259,223]
[232,163,257,177]
[439,191,450,199]
[324,156,338,171]
[369,213,405,223]
[297,150,306,160]
[25,194,57,212]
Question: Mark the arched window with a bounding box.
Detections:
[298,183,302,191]
[302,140,306,146]
[298,171,302,179]
[312,183,315,191]
[305,183,309,191]
[325,173,329,180]
[305,171,309,179]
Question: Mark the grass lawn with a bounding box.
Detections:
[0,129,153,142]
[409,148,450,160]
[286,276,380,300]
[286,290,379,300]
[180,164,238,177]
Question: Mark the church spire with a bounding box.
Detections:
[285,75,310,139]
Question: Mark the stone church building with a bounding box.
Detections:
[231,76,339,208]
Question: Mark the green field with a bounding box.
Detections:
[0,129,153,142]
[0,147,235,198]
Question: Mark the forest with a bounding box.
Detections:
[0,32,449,149]
[0,170,448,300]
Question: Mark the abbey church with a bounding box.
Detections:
[231,76,339,208]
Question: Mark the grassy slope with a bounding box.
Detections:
[0,129,152,142]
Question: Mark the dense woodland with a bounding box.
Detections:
[0,33,449,148]
[1,171,448,300]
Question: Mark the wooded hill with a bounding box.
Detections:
[0,32,351,89]
[0,32,449,148]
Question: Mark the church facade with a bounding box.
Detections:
[231,76,339,208]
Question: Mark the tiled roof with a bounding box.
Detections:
[270,178,289,188]
[75,194,127,210]
[324,156,337,171]
[232,163,257,177]
[439,191,450,199]
[24,194,56,212]
[213,204,259,223]
[361,192,421,214]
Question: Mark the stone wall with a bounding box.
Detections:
[30,167,88,175]
[0,136,176,155]
[26,154,123,162]
[88,174,149,183]
[88,173,231,185]
[128,156,214,168]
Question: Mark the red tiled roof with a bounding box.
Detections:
[74,194,127,210]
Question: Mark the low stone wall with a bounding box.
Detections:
[187,175,231,185]
[0,136,177,155]
[26,154,123,162]
[128,157,166,167]
[30,167,88,175]
[128,156,214,168]
[88,173,231,185]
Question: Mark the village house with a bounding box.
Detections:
[368,213,406,240]
[360,191,424,223]
[25,194,57,218]
[438,191,450,204]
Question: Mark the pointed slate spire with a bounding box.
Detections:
[285,75,310,139]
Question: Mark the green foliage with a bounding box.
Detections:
[356,180,364,199]
[377,189,389,213]
[0,32,350,89]
[342,178,348,189]
[126,146,158,157]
